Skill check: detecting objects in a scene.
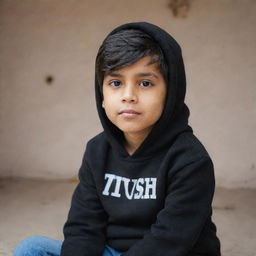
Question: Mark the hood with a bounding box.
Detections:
[95,21,193,159]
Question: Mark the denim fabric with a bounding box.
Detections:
[13,236,121,256]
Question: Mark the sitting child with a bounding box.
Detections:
[13,21,221,256]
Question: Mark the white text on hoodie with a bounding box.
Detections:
[102,173,157,200]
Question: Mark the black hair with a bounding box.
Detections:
[95,29,168,93]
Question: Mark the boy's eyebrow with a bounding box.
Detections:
[108,72,159,79]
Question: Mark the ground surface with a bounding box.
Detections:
[0,179,255,256]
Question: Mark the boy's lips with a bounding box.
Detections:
[119,109,141,118]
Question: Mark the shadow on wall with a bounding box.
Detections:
[168,0,192,18]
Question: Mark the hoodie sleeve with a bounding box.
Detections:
[60,151,108,256]
[122,156,215,256]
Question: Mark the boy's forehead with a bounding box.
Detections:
[105,56,161,77]
[107,71,159,79]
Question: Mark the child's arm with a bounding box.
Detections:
[122,156,216,256]
[60,151,108,256]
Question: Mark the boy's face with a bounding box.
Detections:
[102,56,167,140]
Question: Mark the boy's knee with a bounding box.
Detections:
[13,236,46,256]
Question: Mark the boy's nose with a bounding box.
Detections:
[121,84,138,103]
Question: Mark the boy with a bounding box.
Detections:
[13,21,221,256]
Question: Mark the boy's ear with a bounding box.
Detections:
[102,100,105,109]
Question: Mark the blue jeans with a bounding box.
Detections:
[13,236,121,256]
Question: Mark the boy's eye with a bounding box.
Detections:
[109,80,121,87]
[139,80,153,87]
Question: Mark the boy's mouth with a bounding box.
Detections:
[119,109,141,118]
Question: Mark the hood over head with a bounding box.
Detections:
[95,21,193,158]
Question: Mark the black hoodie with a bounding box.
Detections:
[61,22,221,256]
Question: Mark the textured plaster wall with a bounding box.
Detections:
[0,0,255,188]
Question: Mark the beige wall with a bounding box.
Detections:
[0,0,255,188]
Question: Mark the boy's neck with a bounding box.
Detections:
[123,129,152,155]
